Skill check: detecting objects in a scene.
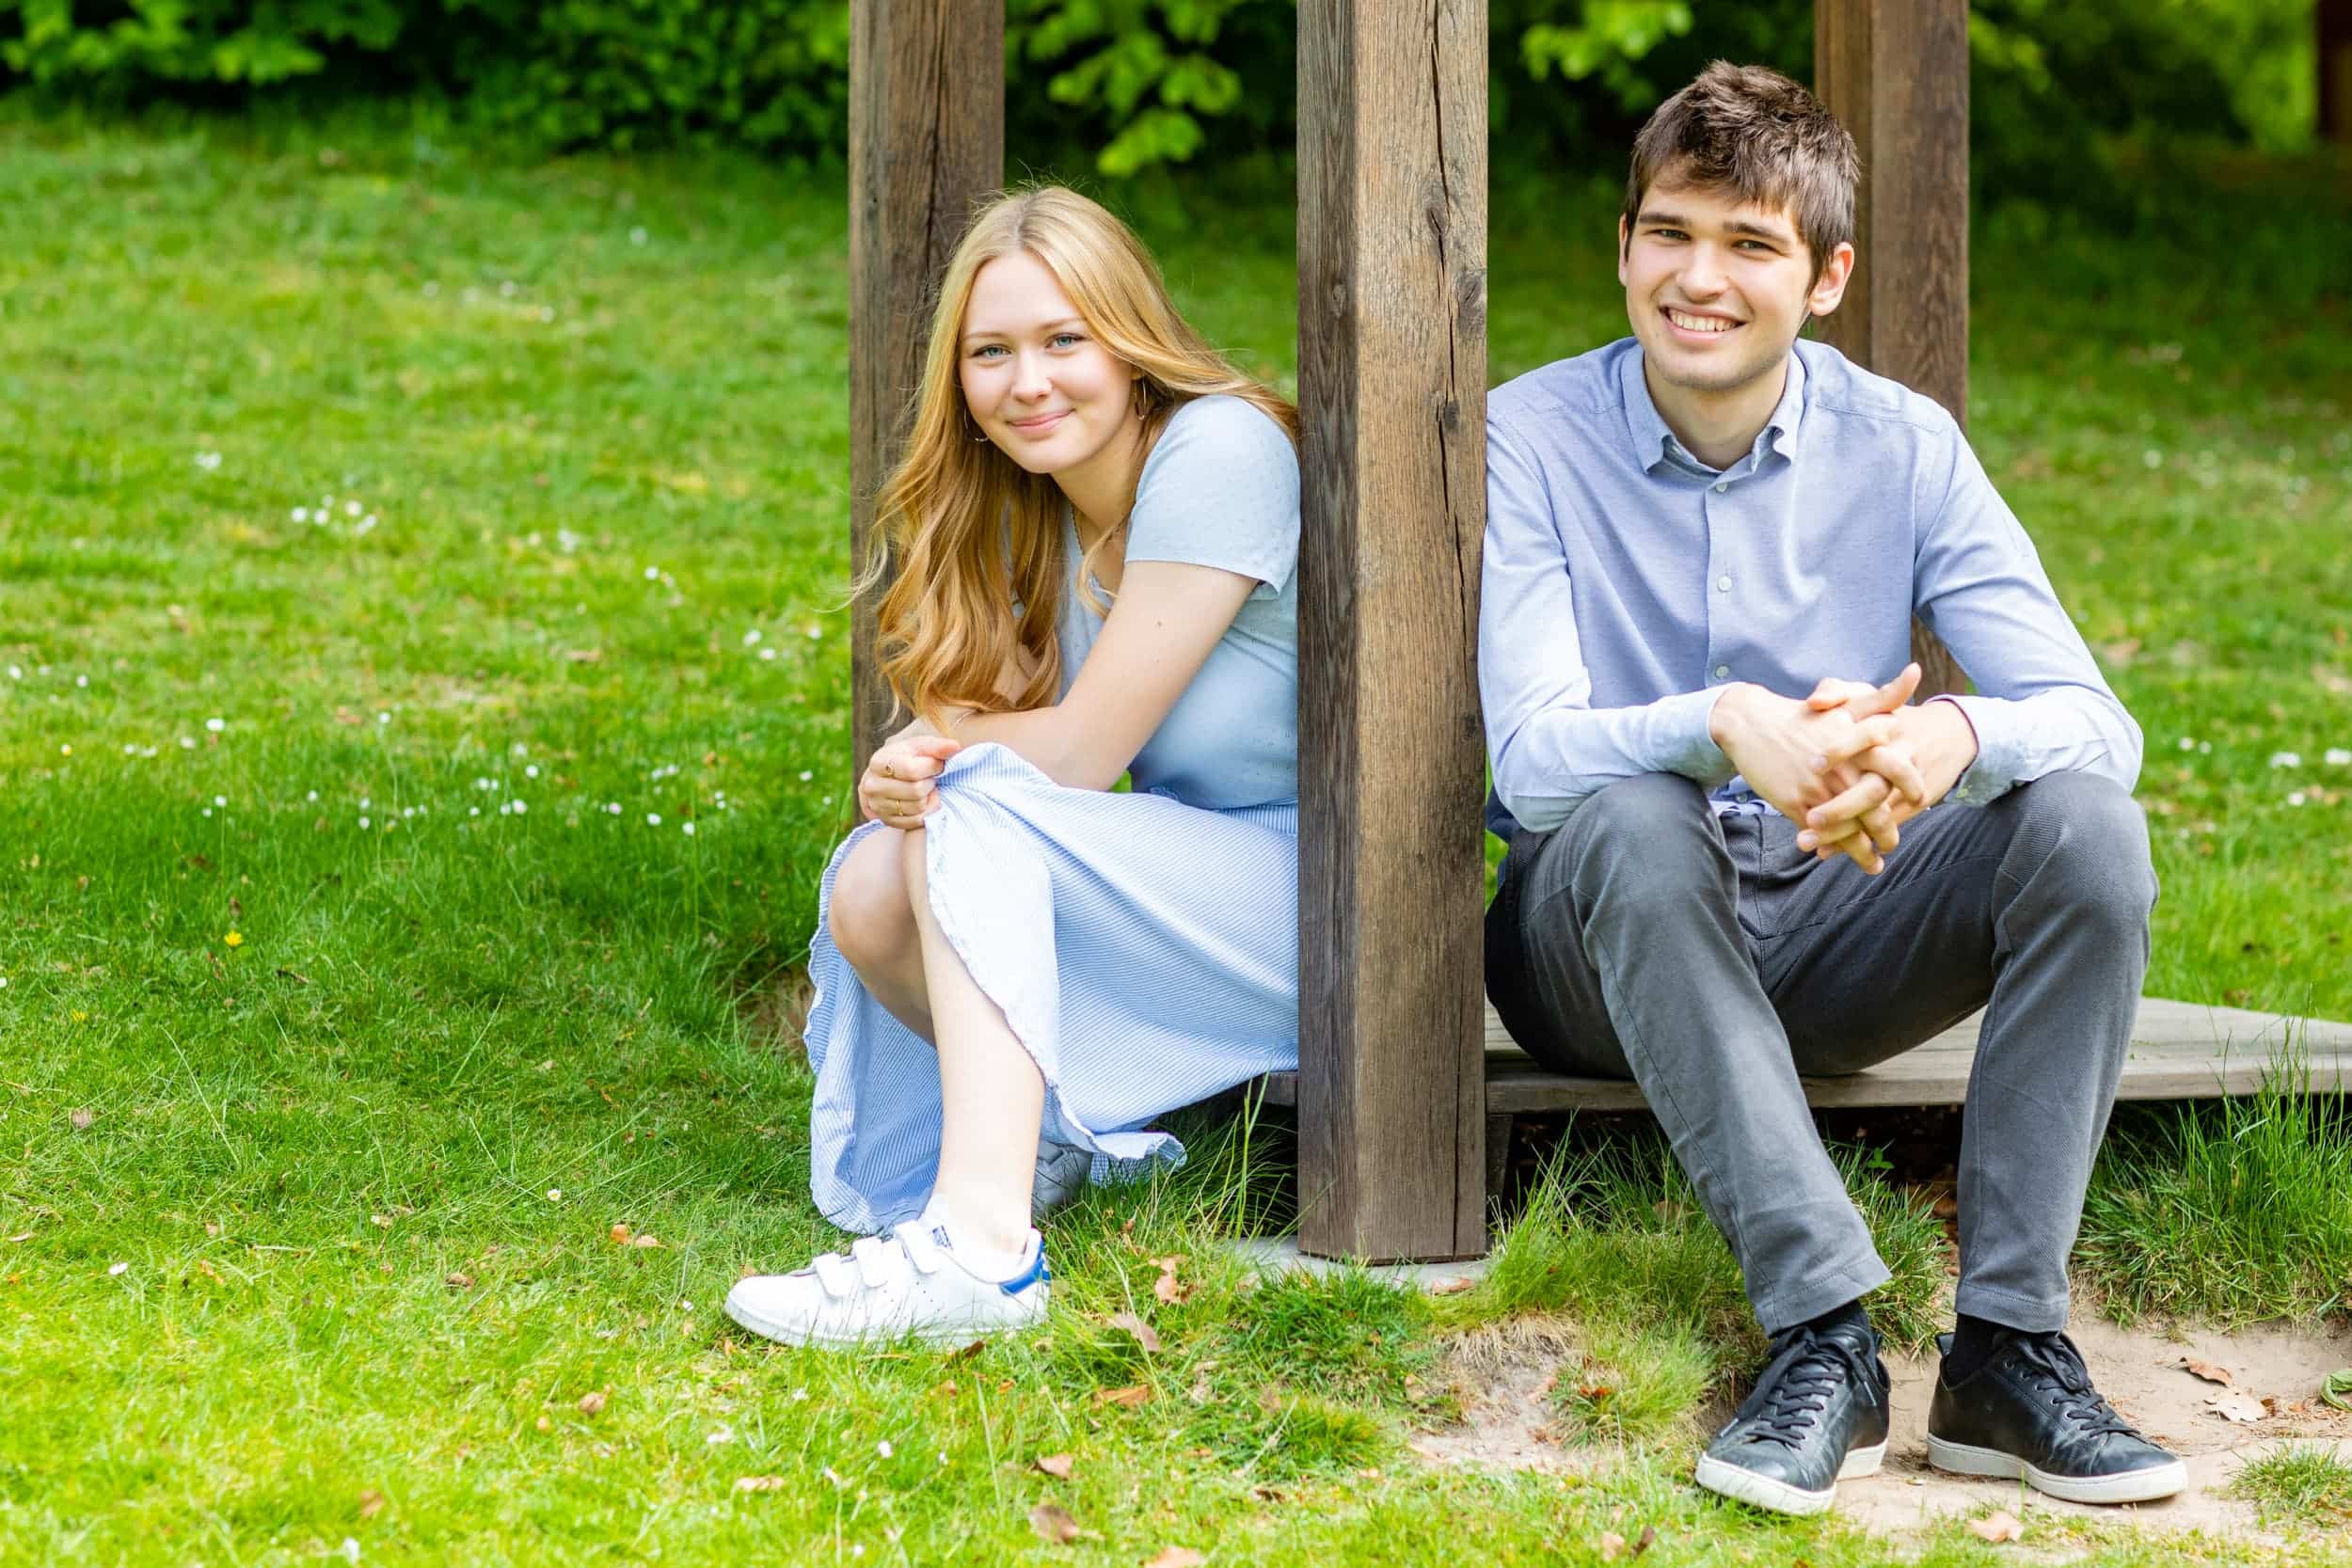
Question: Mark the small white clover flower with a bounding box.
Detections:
[644,566,660,580]
[213,795,226,807]
[2288,791,2308,807]
[469,806,480,817]
[6,666,19,679]
[647,813,662,826]
[205,717,225,733]
[548,1188,563,1202]
[759,647,777,661]
[74,675,87,688]
[2177,736,2195,751]
[358,816,370,829]
[805,626,822,640]
[876,1440,893,1458]
[2327,749,2351,767]
[682,822,695,836]
[630,226,648,245]
[292,508,310,523]
[2269,752,2302,768]
[608,801,622,815]
[306,789,319,800]
[743,629,762,646]
[346,501,361,517]
[359,797,370,809]
[525,764,540,779]
[511,800,527,815]
[201,808,212,818]
[377,711,390,724]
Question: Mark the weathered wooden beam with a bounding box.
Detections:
[849,3,1005,772]
[1295,0,1489,1263]
[1254,998,2352,1112]
[2324,0,2352,144]
[1815,0,1969,698]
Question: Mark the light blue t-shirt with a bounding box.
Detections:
[1055,393,1300,812]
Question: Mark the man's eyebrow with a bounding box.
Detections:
[960,316,1087,345]
[1634,208,1794,244]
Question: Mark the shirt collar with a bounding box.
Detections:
[1619,342,1809,475]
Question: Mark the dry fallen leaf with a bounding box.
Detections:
[579,1391,607,1416]
[1105,1311,1162,1354]
[445,1272,475,1290]
[1632,1524,1656,1555]
[609,1223,631,1244]
[1029,1502,1082,1545]
[1094,1385,1152,1409]
[1145,1550,1205,1568]
[1033,1452,1074,1480]
[1152,1255,1193,1305]
[1598,1531,1628,1560]
[2181,1357,2233,1386]
[69,1107,94,1132]
[1967,1510,2025,1544]
[630,1233,664,1249]
[2208,1391,2267,1424]
[358,1489,387,1520]
[734,1475,787,1493]
[1426,1275,1475,1296]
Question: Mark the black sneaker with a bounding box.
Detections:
[1694,1317,1891,1515]
[1928,1330,2187,1504]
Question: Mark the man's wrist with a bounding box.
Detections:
[1707,683,1760,750]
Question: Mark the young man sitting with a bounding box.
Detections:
[1479,62,2185,1516]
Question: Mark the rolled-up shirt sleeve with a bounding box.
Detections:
[1915,430,2144,804]
[1481,419,1736,832]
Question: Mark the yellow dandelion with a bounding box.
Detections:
[224,931,244,948]
[71,1009,89,1023]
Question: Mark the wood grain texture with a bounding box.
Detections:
[1256,998,2352,1113]
[849,3,1004,771]
[1295,0,1489,1263]
[1815,0,1969,699]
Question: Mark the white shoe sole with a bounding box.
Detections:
[1694,1441,1884,1515]
[723,1290,1040,1351]
[1926,1434,2187,1504]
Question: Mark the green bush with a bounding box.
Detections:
[0,0,2323,189]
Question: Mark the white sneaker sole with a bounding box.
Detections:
[1926,1434,2188,1504]
[722,1289,1041,1351]
[1694,1441,1884,1515]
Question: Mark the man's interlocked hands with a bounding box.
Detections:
[1707,663,1980,875]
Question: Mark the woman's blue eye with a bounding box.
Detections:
[1051,333,1082,347]
[973,344,1007,358]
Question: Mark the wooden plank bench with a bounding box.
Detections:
[1255,997,2352,1115]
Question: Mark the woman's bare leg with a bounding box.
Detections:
[901,827,1042,1254]
[826,828,934,1039]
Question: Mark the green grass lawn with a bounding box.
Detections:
[3,106,2349,1563]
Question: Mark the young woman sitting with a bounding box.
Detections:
[725,186,1302,1349]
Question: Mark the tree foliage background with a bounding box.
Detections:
[0,0,2327,203]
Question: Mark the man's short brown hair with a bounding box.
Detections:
[1623,61,1859,276]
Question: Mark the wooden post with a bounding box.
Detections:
[1815,0,1969,698]
[2325,0,2352,144]
[1296,0,1489,1263]
[849,3,1005,772]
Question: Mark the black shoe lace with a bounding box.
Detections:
[1742,1325,1878,1451]
[2010,1333,2139,1440]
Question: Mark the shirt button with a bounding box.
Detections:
[1715,664,1731,679]
[1716,576,1732,593]
[1712,482,1728,493]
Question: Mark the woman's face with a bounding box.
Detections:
[958,250,1138,477]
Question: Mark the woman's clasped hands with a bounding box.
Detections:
[857,734,964,831]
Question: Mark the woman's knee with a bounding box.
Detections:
[829,830,920,974]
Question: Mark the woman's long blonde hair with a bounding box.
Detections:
[862,185,1296,725]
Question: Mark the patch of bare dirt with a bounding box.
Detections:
[1412,1312,2352,1542]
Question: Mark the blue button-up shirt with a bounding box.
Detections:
[1482,337,2141,838]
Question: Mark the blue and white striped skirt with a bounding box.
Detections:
[803,741,1299,1234]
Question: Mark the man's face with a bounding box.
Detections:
[1617,178,1852,397]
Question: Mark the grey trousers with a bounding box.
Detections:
[1486,771,2157,1335]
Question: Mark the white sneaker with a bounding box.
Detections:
[1033,1140,1093,1223]
[724,1222,1049,1349]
